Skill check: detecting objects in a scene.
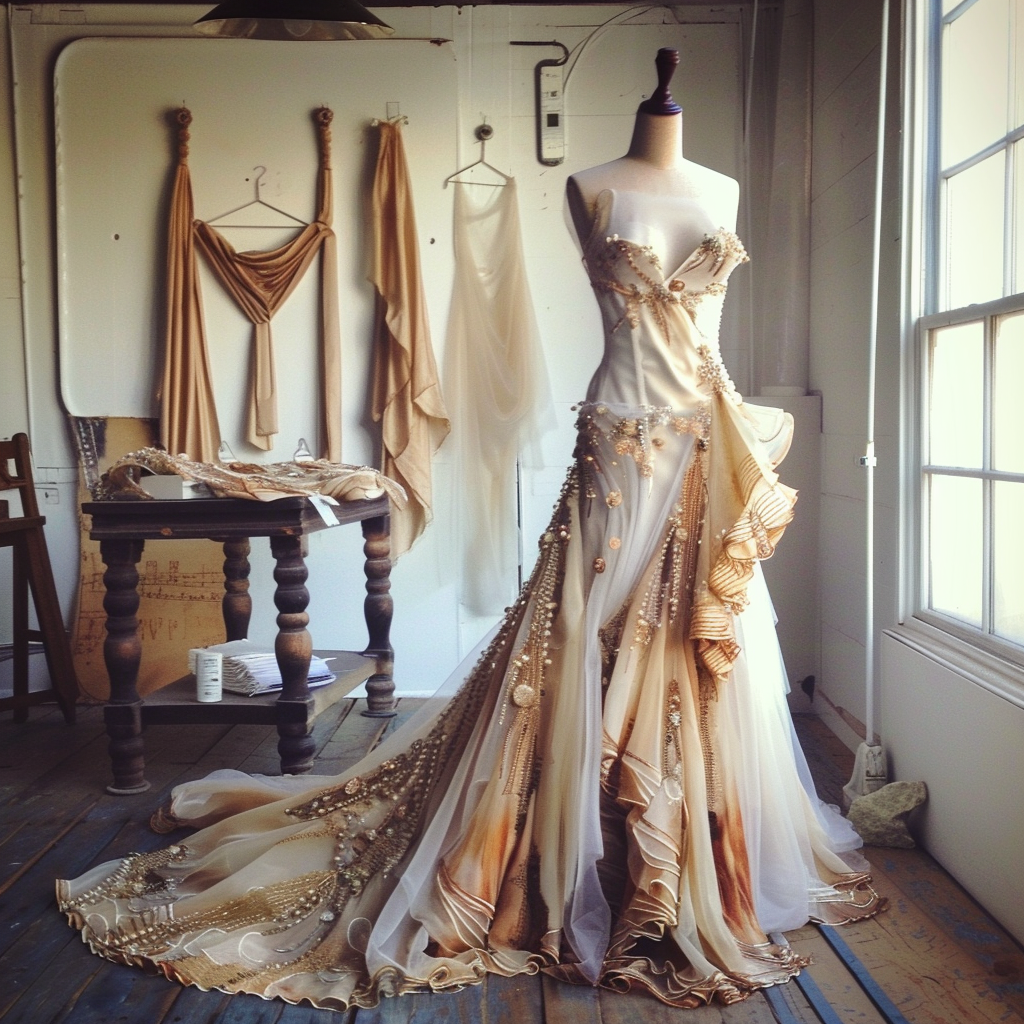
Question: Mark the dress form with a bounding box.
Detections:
[566,49,739,267]
[57,44,885,1011]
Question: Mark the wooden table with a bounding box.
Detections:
[83,494,395,795]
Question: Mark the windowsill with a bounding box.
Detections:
[885,620,1024,712]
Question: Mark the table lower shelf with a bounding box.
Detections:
[135,650,377,726]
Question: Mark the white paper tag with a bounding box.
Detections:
[308,493,339,526]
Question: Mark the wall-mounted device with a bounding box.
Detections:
[511,40,569,166]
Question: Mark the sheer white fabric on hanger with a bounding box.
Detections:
[444,179,553,614]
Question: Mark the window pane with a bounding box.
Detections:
[942,0,1010,168]
[993,312,1024,472]
[928,474,983,627]
[928,321,984,468]
[944,153,1005,309]
[994,482,1024,644]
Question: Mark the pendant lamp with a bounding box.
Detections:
[194,0,394,40]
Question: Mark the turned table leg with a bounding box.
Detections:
[99,538,150,795]
[221,537,252,641]
[360,512,396,718]
[270,533,315,774]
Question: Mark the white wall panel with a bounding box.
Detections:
[757,394,821,688]
[809,218,874,437]
[819,620,868,722]
[809,152,875,251]
[882,632,1024,944]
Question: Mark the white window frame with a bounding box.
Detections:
[899,0,1024,708]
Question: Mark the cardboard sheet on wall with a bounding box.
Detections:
[54,37,457,469]
[69,415,227,699]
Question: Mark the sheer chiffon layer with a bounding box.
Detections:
[57,392,881,1010]
[444,179,553,614]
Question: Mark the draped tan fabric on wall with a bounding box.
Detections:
[160,107,342,463]
[369,119,450,559]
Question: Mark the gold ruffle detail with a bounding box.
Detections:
[809,874,888,925]
[689,399,797,685]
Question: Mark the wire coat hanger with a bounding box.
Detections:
[372,101,409,129]
[207,166,308,228]
[443,124,510,188]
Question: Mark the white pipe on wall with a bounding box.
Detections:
[863,0,890,748]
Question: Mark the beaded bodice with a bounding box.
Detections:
[582,189,748,409]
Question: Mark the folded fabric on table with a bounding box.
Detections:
[192,639,335,696]
[94,447,408,507]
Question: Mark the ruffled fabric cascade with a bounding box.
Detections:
[58,188,882,1010]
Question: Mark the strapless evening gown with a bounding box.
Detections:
[58,189,882,1009]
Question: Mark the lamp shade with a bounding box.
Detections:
[194,0,394,40]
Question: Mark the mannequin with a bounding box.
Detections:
[566,48,739,266]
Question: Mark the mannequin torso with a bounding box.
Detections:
[566,111,739,272]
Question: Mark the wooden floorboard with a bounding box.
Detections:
[540,972,601,1024]
[851,847,1024,1023]
[2,697,1023,1023]
[784,926,890,1023]
[485,975,544,1024]
[0,711,107,804]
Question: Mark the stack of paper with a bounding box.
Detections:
[191,640,335,697]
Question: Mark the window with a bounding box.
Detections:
[915,0,1024,659]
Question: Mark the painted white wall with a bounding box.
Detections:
[809,0,899,737]
[882,633,1024,942]
[10,0,1017,950]
[757,394,821,693]
[0,13,28,621]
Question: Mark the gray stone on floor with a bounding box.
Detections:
[848,780,928,848]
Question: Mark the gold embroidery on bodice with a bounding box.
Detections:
[586,230,748,343]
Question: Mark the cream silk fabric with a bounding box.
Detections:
[160,107,342,463]
[97,447,407,508]
[444,179,552,614]
[369,120,450,559]
[59,189,882,1011]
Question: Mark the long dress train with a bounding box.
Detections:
[57,188,882,1009]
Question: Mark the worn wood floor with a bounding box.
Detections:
[1,680,1022,1024]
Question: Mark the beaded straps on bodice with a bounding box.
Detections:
[585,229,748,344]
[583,220,747,409]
